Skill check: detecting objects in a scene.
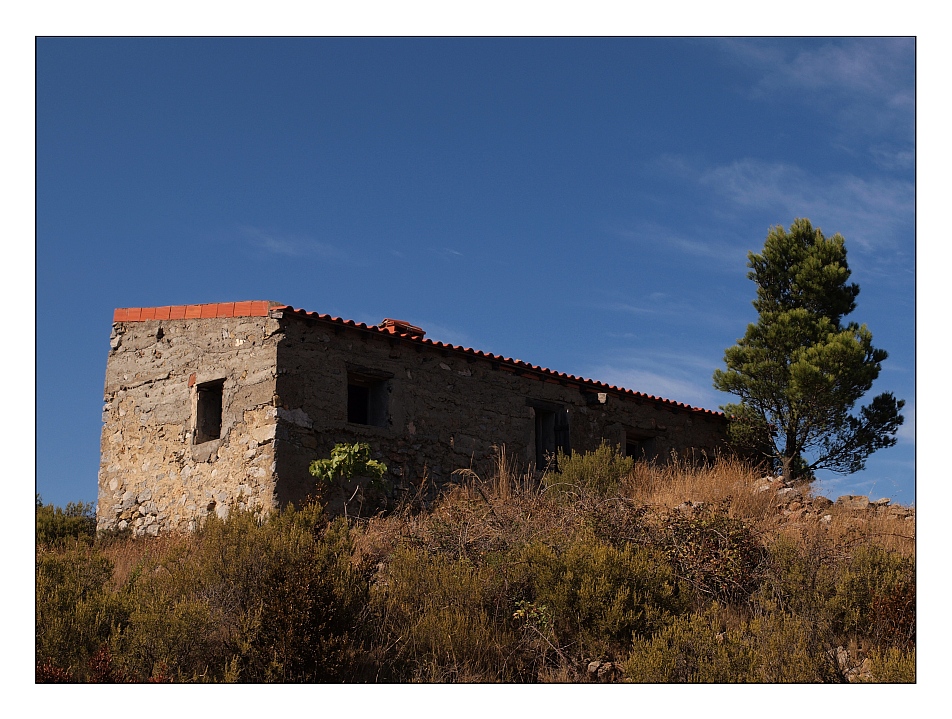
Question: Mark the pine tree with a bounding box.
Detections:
[713,219,904,482]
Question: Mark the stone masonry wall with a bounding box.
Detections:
[272,310,730,510]
[97,314,281,536]
[97,302,731,533]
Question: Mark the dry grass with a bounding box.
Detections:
[39,446,914,683]
[625,455,781,528]
[825,510,914,558]
[98,533,189,589]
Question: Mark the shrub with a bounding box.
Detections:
[547,442,633,496]
[513,536,685,660]
[754,534,837,623]
[866,646,915,683]
[310,442,388,517]
[624,610,839,683]
[370,547,522,681]
[829,545,915,649]
[36,495,96,545]
[112,504,374,682]
[35,543,127,681]
[655,502,766,606]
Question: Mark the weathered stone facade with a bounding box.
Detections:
[98,301,732,535]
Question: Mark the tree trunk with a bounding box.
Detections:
[781,454,792,481]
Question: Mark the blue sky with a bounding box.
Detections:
[35,37,915,507]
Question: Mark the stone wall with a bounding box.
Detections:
[97,314,280,535]
[272,308,731,509]
[97,302,732,534]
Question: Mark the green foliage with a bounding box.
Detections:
[866,646,916,683]
[36,495,96,545]
[514,537,685,658]
[624,610,839,683]
[713,218,904,481]
[309,442,388,516]
[547,441,634,496]
[35,454,914,683]
[309,442,387,485]
[35,544,127,680]
[370,548,520,682]
[656,503,765,606]
[754,535,837,623]
[829,545,915,650]
[121,505,372,682]
[37,504,375,682]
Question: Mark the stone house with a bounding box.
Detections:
[97,300,731,535]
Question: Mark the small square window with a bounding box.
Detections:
[194,379,224,443]
[347,372,389,427]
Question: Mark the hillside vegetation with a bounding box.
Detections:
[36,447,914,682]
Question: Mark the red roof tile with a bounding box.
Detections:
[111,301,726,418]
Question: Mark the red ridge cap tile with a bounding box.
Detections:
[112,300,723,417]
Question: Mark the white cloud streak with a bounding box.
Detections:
[715,38,914,155]
[584,345,730,411]
[657,156,914,254]
[238,226,350,261]
[611,222,739,264]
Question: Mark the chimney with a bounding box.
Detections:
[379,318,426,339]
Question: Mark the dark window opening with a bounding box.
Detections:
[195,379,224,444]
[534,407,570,470]
[347,373,389,427]
[625,432,656,461]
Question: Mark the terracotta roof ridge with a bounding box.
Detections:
[272,304,725,419]
[113,301,281,322]
[112,301,724,418]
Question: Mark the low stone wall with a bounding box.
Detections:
[757,475,915,528]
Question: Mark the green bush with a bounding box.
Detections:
[829,545,915,649]
[370,547,522,682]
[754,535,837,623]
[35,543,127,680]
[867,646,915,683]
[514,536,685,659]
[547,442,633,496]
[36,495,96,545]
[113,504,373,682]
[624,610,839,683]
[38,504,376,682]
[656,503,766,606]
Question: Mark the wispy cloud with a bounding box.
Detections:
[658,156,914,254]
[588,290,749,336]
[715,38,914,152]
[412,319,473,348]
[895,402,915,446]
[584,344,731,411]
[598,301,660,316]
[584,363,721,410]
[238,226,350,261]
[611,221,738,264]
